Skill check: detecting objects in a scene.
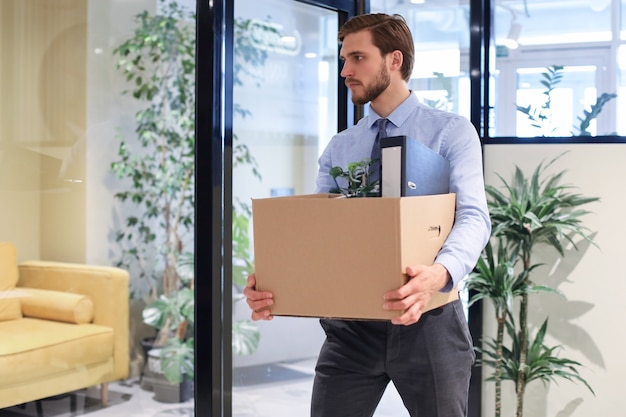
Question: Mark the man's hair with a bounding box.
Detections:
[338,13,414,82]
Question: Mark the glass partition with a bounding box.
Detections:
[0,0,196,415]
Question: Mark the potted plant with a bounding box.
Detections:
[467,153,598,417]
[329,159,379,197]
[143,252,194,402]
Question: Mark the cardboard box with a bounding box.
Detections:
[252,193,457,320]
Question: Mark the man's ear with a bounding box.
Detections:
[389,50,403,72]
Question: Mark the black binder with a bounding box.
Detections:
[379,135,450,197]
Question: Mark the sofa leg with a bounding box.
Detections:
[101,383,109,407]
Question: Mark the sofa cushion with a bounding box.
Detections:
[0,242,21,322]
[20,288,94,324]
[0,318,114,386]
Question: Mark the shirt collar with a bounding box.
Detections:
[367,91,419,130]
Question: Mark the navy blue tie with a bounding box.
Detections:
[369,118,388,185]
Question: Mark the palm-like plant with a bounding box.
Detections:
[467,240,553,417]
[477,153,598,417]
[484,319,595,396]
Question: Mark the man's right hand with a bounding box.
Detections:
[243,273,274,321]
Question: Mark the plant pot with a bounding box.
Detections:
[147,348,194,403]
[152,374,194,403]
[147,348,164,374]
[141,336,156,359]
[140,337,157,391]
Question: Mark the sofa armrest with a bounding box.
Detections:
[17,261,129,381]
[19,287,94,324]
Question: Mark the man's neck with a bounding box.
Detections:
[370,83,411,118]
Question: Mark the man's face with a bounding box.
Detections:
[339,30,391,105]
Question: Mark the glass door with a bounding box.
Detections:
[231,1,340,415]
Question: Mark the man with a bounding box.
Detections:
[244,13,491,417]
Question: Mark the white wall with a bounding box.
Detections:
[482,143,626,417]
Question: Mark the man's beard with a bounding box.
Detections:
[350,62,391,105]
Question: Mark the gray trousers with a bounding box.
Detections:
[311,299,475,417]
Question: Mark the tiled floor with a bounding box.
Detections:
[0,358,408,417]
[232,358,408,417]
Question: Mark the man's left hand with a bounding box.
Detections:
[383,263,450,326]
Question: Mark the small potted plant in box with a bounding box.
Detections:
[329,159,379,197]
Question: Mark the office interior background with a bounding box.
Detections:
[1,0,625,416]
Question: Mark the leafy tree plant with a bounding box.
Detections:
[468,153,599,417]
[111,0,196,386]
[111,0,195,302]
[516,65,617,136]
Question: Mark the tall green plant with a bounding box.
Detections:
[469,153,599,417]
[111,0,196,386]
[111,0,195,301]
[467,239,552,417]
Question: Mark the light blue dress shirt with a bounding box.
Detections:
[315,92,491,290]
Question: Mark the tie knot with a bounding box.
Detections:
[377,118,389,138]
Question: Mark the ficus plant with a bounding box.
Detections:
[467,153,599,417]
[110,0,196,385]
[111,0,195,302]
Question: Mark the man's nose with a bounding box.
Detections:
[340,62,351,78]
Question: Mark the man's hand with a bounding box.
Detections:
[243,273,274,321]
[383,263,450,326]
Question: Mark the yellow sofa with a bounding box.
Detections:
[0,242,129,409]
